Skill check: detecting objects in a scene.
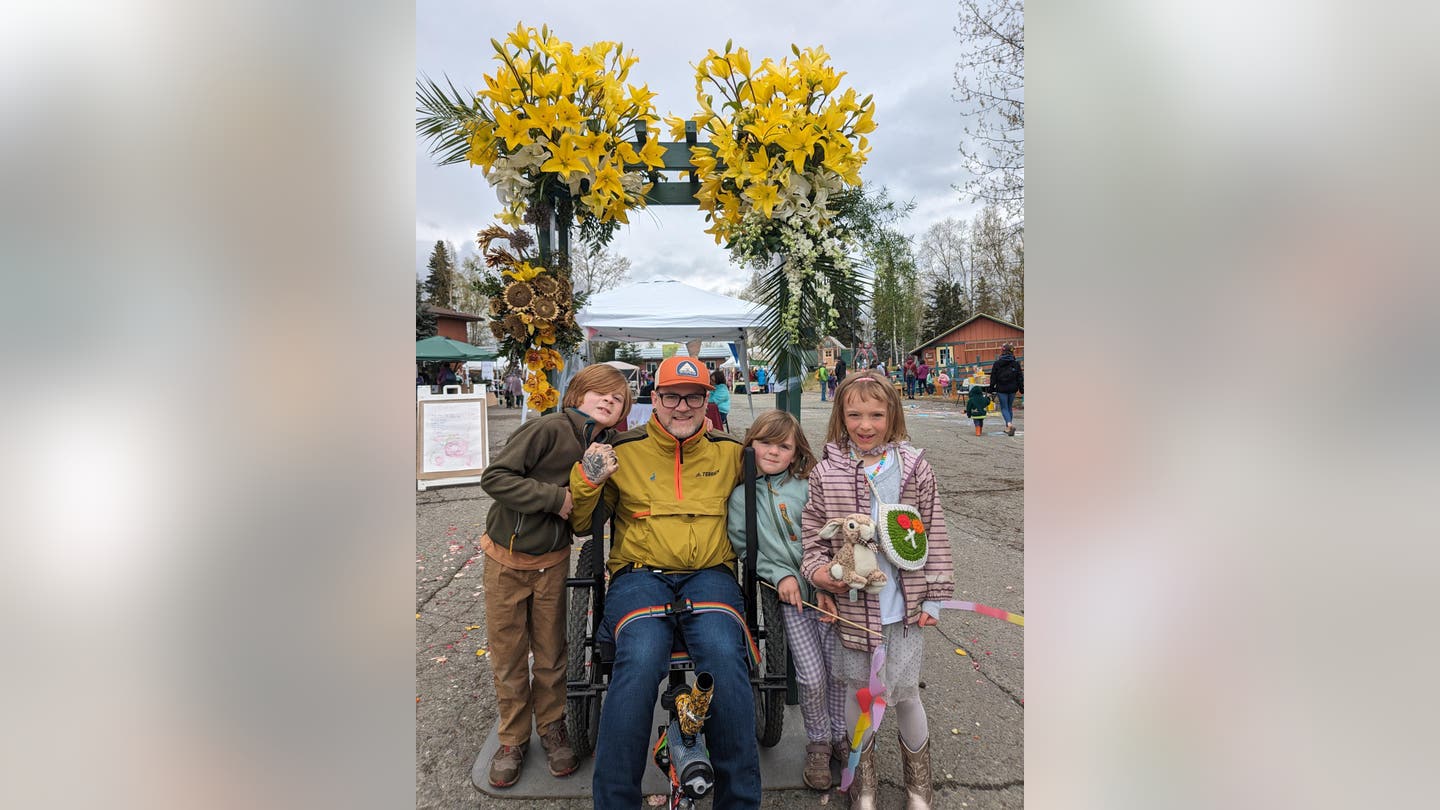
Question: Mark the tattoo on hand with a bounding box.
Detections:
[583,451,607,481]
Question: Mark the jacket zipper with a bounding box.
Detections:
[509,514,524,554]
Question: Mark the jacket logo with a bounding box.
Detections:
[695,470,718,478]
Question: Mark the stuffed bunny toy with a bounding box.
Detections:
[820,513,887,594]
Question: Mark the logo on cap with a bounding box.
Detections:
[675,360,699,378]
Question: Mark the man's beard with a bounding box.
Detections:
[664,416,702,440]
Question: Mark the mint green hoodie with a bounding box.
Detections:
[727,472,813,603]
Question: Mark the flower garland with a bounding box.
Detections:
[477,225,580,414]
[460,23,667,240]
[673,43,875,344]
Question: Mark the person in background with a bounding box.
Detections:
[936,369,951,399]
[986,344,1024,436]
[916,360,931,396]
[505,370,523,409]
[817,362,831,402]
[437,362,458,388]
[709,369,732,431]
[832,357,847,395]
[965,381,991,436]
[902,355,918,399]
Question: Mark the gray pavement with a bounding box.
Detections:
[417,390,1023,809]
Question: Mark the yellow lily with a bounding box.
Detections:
[638,136,667,169]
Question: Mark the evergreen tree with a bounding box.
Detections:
[423,240,456,308]
[615,342,642,364]
[869,228,922,364]
[922,279,969,340]
[416,279,437,339]
[972,275,998,319]
[591,341,620,363]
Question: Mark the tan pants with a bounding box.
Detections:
[484,556,569,745]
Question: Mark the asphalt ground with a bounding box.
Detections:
[417,389,1023,809]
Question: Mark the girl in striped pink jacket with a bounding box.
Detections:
[801,371,954,809]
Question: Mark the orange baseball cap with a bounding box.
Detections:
[654,355,714,390]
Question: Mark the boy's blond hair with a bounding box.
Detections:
[562,364,633,425]
[825,370,908,446]
[743,409,817,478]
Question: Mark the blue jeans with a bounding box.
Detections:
[997,391,1015,424]
[593,568,761,809]
[905,376,916,397]
[820,380,828,401]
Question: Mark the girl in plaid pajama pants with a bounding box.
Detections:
[727,410,849,792]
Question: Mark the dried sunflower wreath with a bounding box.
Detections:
[476,225,583,413]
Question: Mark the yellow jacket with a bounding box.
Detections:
[570,416,743,574]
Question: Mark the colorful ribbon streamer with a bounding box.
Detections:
[840,644,887,790]
[939,599,1024,627]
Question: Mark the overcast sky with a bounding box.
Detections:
[416,0,983,293]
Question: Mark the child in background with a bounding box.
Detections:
[966,383,991,436]
[936,370,951,399]
[800,371,955,809]
[708,369,731,431]
[727,410,847,791]
[477,364,632,788]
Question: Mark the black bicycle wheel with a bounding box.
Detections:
[754,587,787,747]
[566,537,602,758]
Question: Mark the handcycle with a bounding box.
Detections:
[564,446,788,802]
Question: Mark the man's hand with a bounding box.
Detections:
[776,576,802,608]
[581,442,619,484]
[810,565,850,595]
[815,592,838,623]
[556,488,574,519]
[916,612,938,627]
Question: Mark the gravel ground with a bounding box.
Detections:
[417,390,1023,809]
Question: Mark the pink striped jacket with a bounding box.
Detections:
[800,440,955,652]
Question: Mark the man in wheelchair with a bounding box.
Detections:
[570,355,761,809]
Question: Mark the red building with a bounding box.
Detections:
[911,313,1024,373]
[427,305,483,343]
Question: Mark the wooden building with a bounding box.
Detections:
[816,336,848,370]
[911,314,1024,374]
[427,304,483,343]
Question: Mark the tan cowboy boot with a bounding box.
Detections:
[899,734,934,810]
[847,737,878,809]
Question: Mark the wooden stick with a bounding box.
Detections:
[760,580,883,637]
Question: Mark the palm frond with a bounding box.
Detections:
[416,72,488,167]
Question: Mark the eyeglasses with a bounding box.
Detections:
[656,392,707,409]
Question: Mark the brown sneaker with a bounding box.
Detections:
[487,742,527,788]
[538,720,579,777]
[803,742,833,790]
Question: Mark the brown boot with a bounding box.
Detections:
[803,741,833,790]
[538,719,579,777]
[900,734,933,810]
[846,737,878,809]
[487,742,527,788]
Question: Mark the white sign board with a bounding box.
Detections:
[416,393,490,490]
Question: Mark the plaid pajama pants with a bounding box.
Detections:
[780,602,850,744]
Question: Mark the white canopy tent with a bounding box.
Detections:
[577,277,765,418]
